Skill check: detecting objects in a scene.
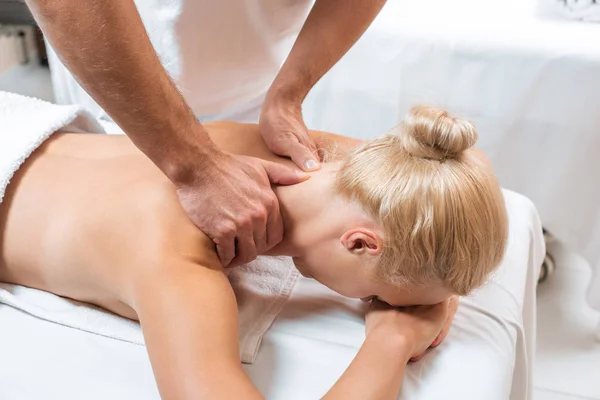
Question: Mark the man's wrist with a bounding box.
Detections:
[265,76,309,108]
[157,124,224,186]
[262,88,304,120]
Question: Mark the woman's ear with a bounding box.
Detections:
[340,229,383,257]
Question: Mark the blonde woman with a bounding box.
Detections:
[0,106,507,399]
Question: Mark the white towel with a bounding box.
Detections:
[540,0,600,22]
[0,91,105,202]
[227,257,300,362]
[0,91,300,363]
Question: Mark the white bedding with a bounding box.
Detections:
[302,0,600,317]
[0,190,544,400]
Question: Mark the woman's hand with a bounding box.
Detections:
[410,295,460,361]
[366,298,450,360]
[324,297,450,400]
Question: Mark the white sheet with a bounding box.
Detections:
[302,0,600,319]
[0,189,544,400]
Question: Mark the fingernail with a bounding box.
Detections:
[304,159,319,170]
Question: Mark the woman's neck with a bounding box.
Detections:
[266,163,341,257]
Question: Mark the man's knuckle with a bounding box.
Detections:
[236,214,253,229]
[252,206,268,222]
[269,194,279,208]
[217,221,236,237]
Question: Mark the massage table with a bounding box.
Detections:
[302,0,600,326]
[0,189,544,399]
[33,0,546,395]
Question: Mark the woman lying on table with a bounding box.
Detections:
[0,106,507,399]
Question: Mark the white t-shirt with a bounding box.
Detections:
[48,0,313,120]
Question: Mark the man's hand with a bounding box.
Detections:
[176,153,308,267]
[259,99,320,172]
[259,0,386,171]
[409,295,460,362]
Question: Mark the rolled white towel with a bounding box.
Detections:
[546,0,600,22]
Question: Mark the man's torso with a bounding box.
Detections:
[48,0,314,118]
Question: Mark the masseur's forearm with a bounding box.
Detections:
[322,330,410,400]
[267,0,387,103]
[26,0,213,182]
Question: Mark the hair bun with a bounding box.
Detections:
[398,106,478,160]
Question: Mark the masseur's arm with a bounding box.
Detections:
[260,0,387,170]
[25,0,306,267]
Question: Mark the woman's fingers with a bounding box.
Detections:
[431,296,460,348]
[409,352,426,362]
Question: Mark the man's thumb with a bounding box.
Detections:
[262,160,310,186]
[286,142,320,172]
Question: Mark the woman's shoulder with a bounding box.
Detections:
[204,121,366,162]
[308,129,366,161]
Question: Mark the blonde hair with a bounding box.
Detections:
[336,106,508,296]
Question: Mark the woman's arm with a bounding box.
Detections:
[132,259,448,400]
[323,299,450,400]
[322,331,411,399]
[133,262,263,400]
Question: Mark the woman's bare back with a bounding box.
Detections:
[0,122,302,318]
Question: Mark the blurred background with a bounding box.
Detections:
[0,1,52,101]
